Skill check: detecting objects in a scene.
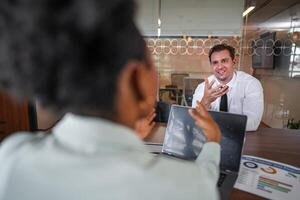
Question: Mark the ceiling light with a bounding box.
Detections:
[243,0,255,17]
[243,6,255,17]
[157,0,161,37]
[157,28,161,37]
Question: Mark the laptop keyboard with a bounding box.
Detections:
[217,172,227,187]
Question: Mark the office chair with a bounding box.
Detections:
[170,73,189,89]
[154,101,171,123]
[181,77,204,106]
[163,73,189,104]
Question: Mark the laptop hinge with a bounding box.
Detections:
[221,169,238,174]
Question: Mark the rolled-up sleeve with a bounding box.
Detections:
[196,142,221,184]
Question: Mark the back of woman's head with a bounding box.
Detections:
[0,0,146,114]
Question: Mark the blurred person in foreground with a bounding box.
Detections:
[0,0,221,200]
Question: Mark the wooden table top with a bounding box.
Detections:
[144,124,300,200]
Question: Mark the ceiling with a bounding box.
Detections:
[246,0,300,31]
[135,0,300,37]
[244,0,300,37]
[136,0,243,37]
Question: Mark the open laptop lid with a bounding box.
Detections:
[209,110,247,172]
[162,105,247,173]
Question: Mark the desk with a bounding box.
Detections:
[144,125,300,200]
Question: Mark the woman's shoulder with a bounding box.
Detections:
[0,132,46,158]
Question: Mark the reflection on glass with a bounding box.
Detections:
[163,106,206,160]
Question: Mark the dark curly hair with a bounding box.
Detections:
[0,0,146,115]
[208,44,235,63]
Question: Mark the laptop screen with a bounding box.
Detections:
[162,105,247,172]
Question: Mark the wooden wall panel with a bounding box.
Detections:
[0,91,30,141]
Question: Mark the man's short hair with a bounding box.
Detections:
[208,44,235,62]
[0,0,146,115]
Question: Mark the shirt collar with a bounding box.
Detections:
[53,113,147,153]
[213,71,237,88]
[226,71,237,88]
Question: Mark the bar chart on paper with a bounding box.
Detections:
[234,155,300,200]
[257,176,293,193]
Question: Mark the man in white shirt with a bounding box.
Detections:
[192,44,264,131]
[0,0,222,200]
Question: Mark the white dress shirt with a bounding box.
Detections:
[0,113,220,200]
[192,71,264,131]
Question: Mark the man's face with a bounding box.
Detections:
[210,49,236,84]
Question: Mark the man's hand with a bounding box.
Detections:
[189,102,221,143]
[135,108,156,139]
[200,78,229,109]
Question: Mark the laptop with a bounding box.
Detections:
[160,105,247,200]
